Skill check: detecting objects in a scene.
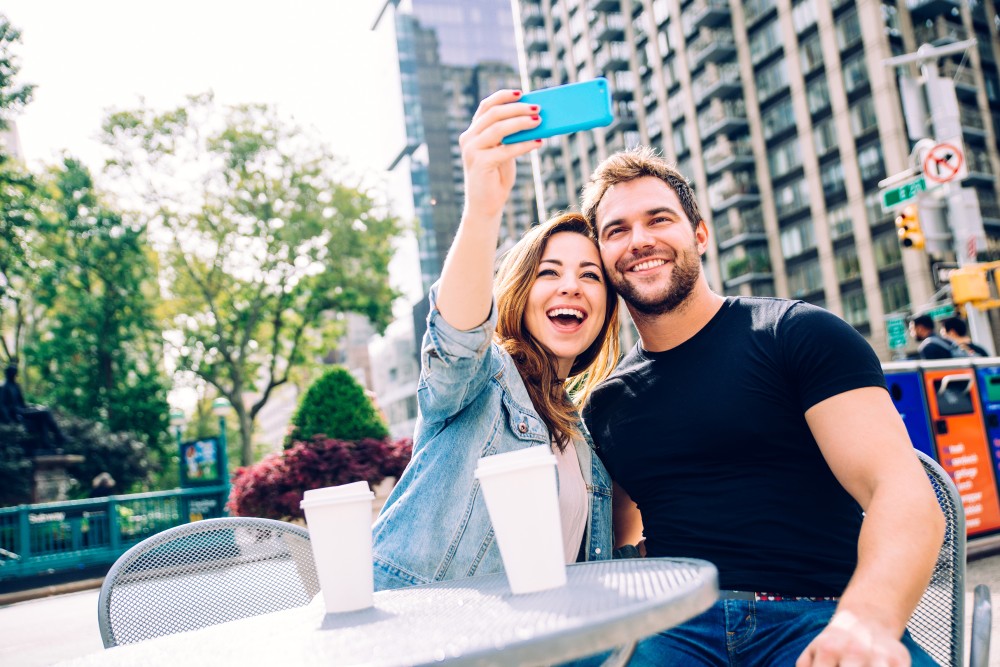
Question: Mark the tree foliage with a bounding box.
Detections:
[100,94,402,465]
[288,366,388,445]
[24,158,170,454]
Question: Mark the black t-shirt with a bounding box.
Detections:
[584,297,887,596]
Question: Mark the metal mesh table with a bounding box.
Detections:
[64,558,718,667]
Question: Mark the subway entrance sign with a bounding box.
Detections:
[880,176,927,211]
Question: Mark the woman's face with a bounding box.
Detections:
[523,231,608,379]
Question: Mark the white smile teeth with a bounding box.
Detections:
[548,308,585,321]
[631,259,666,272]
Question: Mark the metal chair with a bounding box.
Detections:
[908,451,991,666]
[97,517,319,647]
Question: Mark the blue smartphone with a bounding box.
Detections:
[502,78,614,144]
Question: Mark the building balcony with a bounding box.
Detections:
[524,26,548,52]
[698,102,748,140]
[692,64,742,103]
[688,29,736,70]
[589,0,621,12]
[594,42,631,72]
[520,2,544,27]
[907,0,961,21]
[961,105,987,137]
[724,252,773,284]
[711,189,761,214]
[941,61,978,98]
[683,0,730,36]
[704,138,755,176]
[592,12,626,42]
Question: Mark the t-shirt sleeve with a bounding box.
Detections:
[777,302,887,413]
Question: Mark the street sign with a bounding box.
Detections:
[922,139,969,184]
[925,304,956,320]
[880,176,927,211]
[886,315,908,350]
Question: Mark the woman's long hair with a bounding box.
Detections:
[494,213,620,451]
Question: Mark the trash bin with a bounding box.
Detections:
[882,361,936,461]
[921,359,1000,536]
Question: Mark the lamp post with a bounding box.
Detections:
[169,409,186,449]
[211,397,231,483]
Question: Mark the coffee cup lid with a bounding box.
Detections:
[300,481,374,509]
[475,446,555,478]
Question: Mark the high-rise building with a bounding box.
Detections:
[514,0,1000,357]
[380,0,539,294]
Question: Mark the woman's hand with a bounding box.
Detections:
[459,89,542,221]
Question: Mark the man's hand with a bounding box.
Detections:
[796,611,910,667]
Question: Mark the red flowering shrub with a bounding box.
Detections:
[227,436,412,521]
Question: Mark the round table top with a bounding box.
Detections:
[62,557,718,667]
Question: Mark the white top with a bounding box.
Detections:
[554,437,588,564]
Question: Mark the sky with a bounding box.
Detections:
[2,0,422,304]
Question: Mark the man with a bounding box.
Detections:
[940,316,989,357]
[0,364,65,449]
[580,147,943,666]
[909,314,955,360]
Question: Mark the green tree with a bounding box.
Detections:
[101,94,402,465]
[0,16,38,366]
[288,365,388,445]
[24,158,171,457]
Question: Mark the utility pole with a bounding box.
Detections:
[884,40,995,355]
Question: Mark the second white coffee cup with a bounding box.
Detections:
[300,480,375,613]
[475,446,566,594]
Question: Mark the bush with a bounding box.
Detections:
[228,436,412,521]
[59,414,150,496]
[286,366,388,446]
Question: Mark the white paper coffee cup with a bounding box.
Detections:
[475,446,566,594]
[300,481,375,613]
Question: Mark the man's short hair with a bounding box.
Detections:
[911,315,935,330]
[580,146,703,232]
[941,316,968,337]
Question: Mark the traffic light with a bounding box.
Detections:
[950,266,990,306]
[895,204,925,250]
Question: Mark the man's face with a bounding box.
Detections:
[910,323,930,342]
[594,176,707,315]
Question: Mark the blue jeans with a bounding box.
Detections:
[625,600,936,667]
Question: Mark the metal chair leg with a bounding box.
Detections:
[969,584,992,667]
[598,641,636,667]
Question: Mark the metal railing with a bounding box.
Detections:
[0,486,229,582]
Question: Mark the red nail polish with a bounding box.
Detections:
[530,105,539,111]
[531,115,540,120]
[535,139,542,143]
[512,90,522,97]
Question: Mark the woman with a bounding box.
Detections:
[372,89,620,589]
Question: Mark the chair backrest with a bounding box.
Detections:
[97,517,320,647]
[907,450,965,667]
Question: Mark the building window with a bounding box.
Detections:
[813,117,836,157]
[756,58,789,102]
[788,258,823,297]
[881,278,910,314]
[874,230,903,269]
[780,219,816,257]
[857,143,884,182]
[864,191,888,226]
[774,178,810,218]
[807,76,830,114]
[768,138,803,179]
[828,203,853,239]
[835,7,862,51]
[841,289,868,327]
[821,161,846,197]
[835,245,861,281]
[799,32,823,74]
[849,96,877,136]
[762,98,796,139]
[842,52,869,95]
[749,20,782,65]
[792,0,818,33]
[673,123,689,155]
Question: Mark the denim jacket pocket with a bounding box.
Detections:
[501,394,547,446]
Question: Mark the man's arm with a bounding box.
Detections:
[797,385,944,666]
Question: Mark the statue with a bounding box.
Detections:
[0,364,66,452]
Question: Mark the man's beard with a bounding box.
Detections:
[611,243,702,316]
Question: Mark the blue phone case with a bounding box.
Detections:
[502,78,614,144]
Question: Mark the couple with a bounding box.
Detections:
[372,90,943,666]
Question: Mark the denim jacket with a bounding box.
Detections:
[372,284,614,590]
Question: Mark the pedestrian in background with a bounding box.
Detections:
[940,316,989,357]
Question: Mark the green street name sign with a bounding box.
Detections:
[885,315,908,350]
[880,176,927,211]
[925,304,955,320]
